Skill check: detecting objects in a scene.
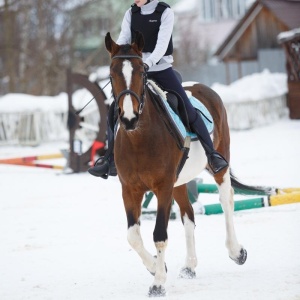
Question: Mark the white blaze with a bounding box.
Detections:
[122,60,135,120]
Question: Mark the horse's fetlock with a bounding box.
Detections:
[186,256,197,268]
[153,272,167,285]
[227,241,242,258]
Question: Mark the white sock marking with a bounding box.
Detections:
[183,214,197,269]
[127,224,156,273]
[218,169,242,257]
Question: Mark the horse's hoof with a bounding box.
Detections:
[148,285,166,297]
[179,267,196,279]
[231,248,247,265]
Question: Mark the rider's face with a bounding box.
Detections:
[134,0,148,7]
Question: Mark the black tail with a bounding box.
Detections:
[230,170,275,196]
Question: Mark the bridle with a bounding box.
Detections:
[110,54,147,114]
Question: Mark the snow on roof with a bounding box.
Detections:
[277,27,300,43]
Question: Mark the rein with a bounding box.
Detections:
[110,54,147,114]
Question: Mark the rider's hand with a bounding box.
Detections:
[143,63,149,72]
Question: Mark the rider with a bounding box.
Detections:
[88,0,228,178]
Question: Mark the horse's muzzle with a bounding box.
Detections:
[120,113,139,131]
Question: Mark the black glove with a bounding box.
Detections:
[143,63,149,72]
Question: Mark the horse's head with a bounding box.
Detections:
[105,32,146,131]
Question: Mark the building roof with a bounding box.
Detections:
[214,0,300,59]
[261,0,300,29]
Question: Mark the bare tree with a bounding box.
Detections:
[1,0,73,95]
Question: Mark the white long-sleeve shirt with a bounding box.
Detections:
[116,0,174,72]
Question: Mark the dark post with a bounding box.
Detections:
[278,29,300,119]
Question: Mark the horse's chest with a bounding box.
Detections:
[115,138,179,184]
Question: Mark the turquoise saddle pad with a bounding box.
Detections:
[164,95,214,140]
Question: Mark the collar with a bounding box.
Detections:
[141,0,158,14]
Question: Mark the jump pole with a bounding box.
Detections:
[0,153,64,170]
[198,183,300,215]
[269,191,300,206]
[204,197,265,215]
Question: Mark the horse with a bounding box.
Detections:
[104,31,272,297]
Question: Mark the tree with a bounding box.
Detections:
[0,0,73,95]
[0,0,181,96]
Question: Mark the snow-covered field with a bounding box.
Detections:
[0,117,300,300]
[0,69,299,299]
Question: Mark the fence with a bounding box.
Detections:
[0,111,68,146]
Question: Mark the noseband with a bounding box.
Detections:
[110,54,146,114]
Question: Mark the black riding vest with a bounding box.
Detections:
[131,2,173,56]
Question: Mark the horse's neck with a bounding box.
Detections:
[141,92,166,131]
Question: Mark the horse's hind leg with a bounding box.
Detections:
[173,184,197,279]
[215,169,247,265]
[122,186,157,275]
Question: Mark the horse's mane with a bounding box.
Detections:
[117,44,142,57]
[147,80,168,100]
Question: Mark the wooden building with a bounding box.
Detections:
[214,0,300,77]
[278,29,300,119]
[214,0,300,119]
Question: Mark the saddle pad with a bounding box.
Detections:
[147,80,214,141]
[163,95,214,140]
[189,96,214,134]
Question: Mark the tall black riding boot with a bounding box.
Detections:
[88,143,117,179]
[190,114,228,174]
[88,103,117,179]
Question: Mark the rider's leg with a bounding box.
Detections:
[88,102,117,178]
[147,68,228,174]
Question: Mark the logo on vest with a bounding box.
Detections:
[149,20,158,22]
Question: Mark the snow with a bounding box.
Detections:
[277,27,300,43]
[0,79,112,114]
[211,69,287,103]
[0,118,300,300]
[0,93,68,113]
[0,70,300,299]
[0,69,287,111]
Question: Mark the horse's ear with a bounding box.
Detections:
[105,32,118,54]
[132,31,144,52]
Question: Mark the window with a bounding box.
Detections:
[201,0,248,22]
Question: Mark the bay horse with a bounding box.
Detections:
[105,32,271,297]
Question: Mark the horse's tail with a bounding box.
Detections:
[230,170,276,196]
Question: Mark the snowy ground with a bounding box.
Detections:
[0,117,300,300]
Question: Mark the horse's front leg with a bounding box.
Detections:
[122,186,157,275]
[215,169,247,265]
[148,186,173,297]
